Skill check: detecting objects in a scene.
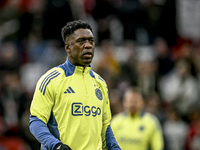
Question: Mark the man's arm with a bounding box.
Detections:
[99,78,121,150]
[105,125,121,150]
[29,115,61,150]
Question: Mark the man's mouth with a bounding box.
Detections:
[83,52,93,58]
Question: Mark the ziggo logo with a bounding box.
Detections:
[72,102,101,117]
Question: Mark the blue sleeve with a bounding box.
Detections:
[106,125,121,150]
[29,115,61,150]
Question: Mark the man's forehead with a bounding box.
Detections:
[73,28,94,38]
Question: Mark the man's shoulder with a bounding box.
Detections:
[92,71,106,84]
[37,67,64,83]
[112,112,127,123]
[142,112,161,127]
[41,67,64,77]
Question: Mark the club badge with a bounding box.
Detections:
[95,88,103,100]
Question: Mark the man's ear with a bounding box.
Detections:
[65,44,71,53]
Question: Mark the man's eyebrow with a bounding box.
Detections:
[77,37,94,40]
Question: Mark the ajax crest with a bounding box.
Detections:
[95,88,103,100]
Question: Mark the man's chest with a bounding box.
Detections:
[54,75,104,115]
[116,118,152,145]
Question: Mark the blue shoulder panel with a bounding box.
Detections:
[39,70,60,95]
[58,59,75,77]
[90,70,95,78]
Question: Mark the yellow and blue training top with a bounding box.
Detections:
[111,111,164,150]
[29,59,120,150]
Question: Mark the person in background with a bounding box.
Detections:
[111,86,164,150]
[29,20,121,150]
[163,106,189,150]
[159,58,198,122]
[185,106,200,150]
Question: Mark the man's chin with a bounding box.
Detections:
[82,59,92,66]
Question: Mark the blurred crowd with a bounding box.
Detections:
[0,0,200,150]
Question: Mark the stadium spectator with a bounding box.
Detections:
[163,106,189,150]
[159,58,198,121]
[153,37,175,78]
[185,107,200,150]
[134,45,158,98]
[95,39,121,88]
[92,0,116,44]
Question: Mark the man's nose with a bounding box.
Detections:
[84,40,92,48]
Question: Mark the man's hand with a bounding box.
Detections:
[53,143,72,150]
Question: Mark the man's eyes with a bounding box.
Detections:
[78,39,84,43]
[89,39,94,42]
[77,39,94,43]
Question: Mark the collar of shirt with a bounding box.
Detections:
[58,58,95,78]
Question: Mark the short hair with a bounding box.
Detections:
[124,86,144,100]
[61,20,93,43]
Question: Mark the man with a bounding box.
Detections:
[29,20,121,150]
[111,87,164,150]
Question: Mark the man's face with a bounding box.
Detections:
[65,28,95,66]
[123,91,144,115]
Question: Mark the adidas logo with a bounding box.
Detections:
[64,86,75,94]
